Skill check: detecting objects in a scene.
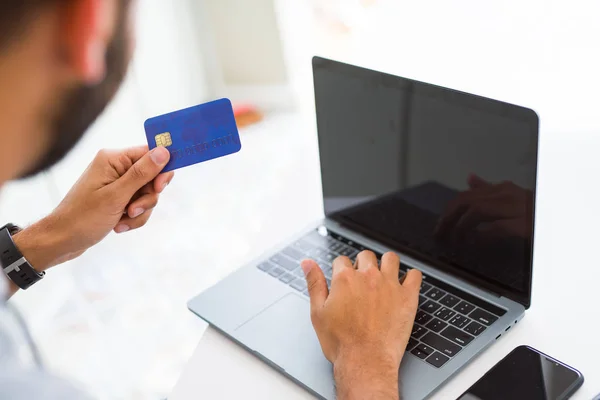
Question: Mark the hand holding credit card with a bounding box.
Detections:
[144,98,242,172]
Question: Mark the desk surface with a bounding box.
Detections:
[170,127,600,399]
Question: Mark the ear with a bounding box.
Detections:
[61,0,118,84]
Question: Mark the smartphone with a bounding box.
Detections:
[458,345,584,400]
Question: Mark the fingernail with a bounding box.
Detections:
[115,224,130,234]
[130,208,144,218]
[150,147,170,165]
[161,181,169,191]
[301,260,312,276]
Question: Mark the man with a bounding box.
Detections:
[0,1,422,399]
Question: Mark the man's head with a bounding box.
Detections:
[0,0,134,180]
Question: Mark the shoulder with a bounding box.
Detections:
[0,366,94,400]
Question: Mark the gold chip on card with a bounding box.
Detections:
[155,132,173,147]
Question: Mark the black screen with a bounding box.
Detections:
[458,346,582,400]
[313,57,539,307]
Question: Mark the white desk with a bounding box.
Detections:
[170,129,600,399]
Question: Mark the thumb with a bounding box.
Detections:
[115,147,170,199]
[301,259,328,312]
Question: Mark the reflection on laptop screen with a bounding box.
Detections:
[313,57,538,307]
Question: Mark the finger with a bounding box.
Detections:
[332,256,354,277]
[436,200,469,236]
[402,269,423,292]
[122,145,150,161]
[154,171,175,193]
[468,174,491,189]
[122,182,154,216]
[453,203,508,237]
[127,193,159,218]
[301,259,328,312]
[113,147,170,201]
[114,210,154,233]
[380,252,400,281]
[355,250,378,272]
[435,189,497,236]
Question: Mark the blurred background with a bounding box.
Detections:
[3,0,600,398]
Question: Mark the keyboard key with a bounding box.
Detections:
[449,315,470,329]
[411,343,435,359]
[326,278,331,287]
[258,262,273,272]
[398,271,405,281]
[411,324,427,339]
[420,282,433,294]
[464,321,486,336]
[282,246,305,261]
[290,279,307,292]
[421,301,441,314]
[317,258,333,269]
[270,255,298,271]
[415,310,433,325]
[305,231,327,245]
[469,308,498,326]
[434,307,456,321]
[278,273,295,283]
[339,246,358,258]
[426,288,446,301]
[426,318,448,333]
[351,242,366,252]
[418,295,427,306]
[421,332,461,358]
[268,267,285,277]
[303,289,309,297]
[406,337,419,351]
[308,248,326,258]
[328,242,345,253]
[426,352,450,368]
[454,301,476,315]
[322,252,337,263]
[323,266,333,278]
[439,294,460,308]
[293,267,305,277]
[440,326,475,346]
[293,239,313,252]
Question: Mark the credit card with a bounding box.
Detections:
[144,98,241,172]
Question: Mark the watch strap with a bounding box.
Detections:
[0,224,44,290]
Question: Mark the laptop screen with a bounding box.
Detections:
[313,57,538,308]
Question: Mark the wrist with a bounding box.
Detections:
[12,215,77,272]
[333,348,400,400]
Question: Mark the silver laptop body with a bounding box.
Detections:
[189,57,539,400]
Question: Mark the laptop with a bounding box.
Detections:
[188,57,539,399]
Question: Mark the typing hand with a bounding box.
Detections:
[14,146,174,273]
[436,174,533,240]
[302,251,422,400]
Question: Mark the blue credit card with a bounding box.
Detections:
[144,98,241,172]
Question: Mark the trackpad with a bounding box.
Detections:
[235,294,335,398]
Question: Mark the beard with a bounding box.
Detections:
[20,1,131,179]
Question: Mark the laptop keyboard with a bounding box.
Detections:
[256,228,506,369]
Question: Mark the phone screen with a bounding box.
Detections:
[458,346,583,400]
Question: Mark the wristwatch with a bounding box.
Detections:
[0,223,44,290]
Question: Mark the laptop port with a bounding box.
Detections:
[505,326,511,332]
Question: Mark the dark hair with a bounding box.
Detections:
[0,0,61,51]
